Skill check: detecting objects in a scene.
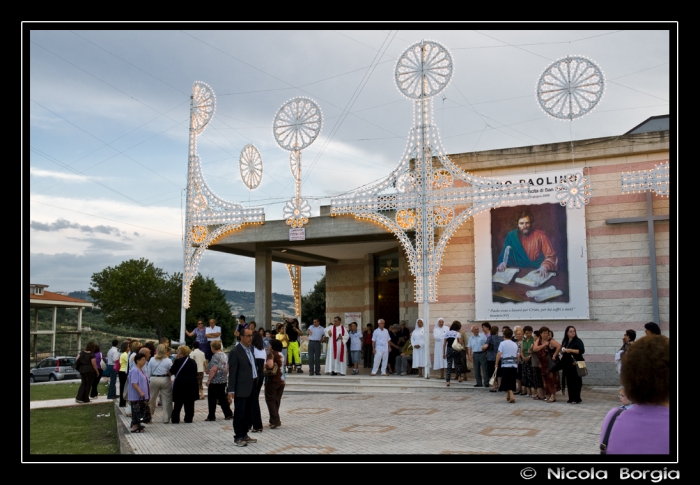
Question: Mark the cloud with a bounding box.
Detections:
[67,237,134,252]
[30,218,125,237]
[30,167,104,183]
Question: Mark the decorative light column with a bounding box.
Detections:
[273,97,323,228]
[180,82,266,343]
[287,264,302,320]
[536,55,606,209]
[330,40,530,377]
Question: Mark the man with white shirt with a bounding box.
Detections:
[106,339,120,399]
[371,319,390,376]
[205,318,222,361]
[307,319,325,376]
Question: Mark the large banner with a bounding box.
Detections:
[474,169,590,321]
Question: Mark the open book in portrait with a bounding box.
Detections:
[515,270,556,288]
[492,246,520,284]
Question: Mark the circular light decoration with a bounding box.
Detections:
[191,225,207,243]
[191,81,216,135]
[290,150,301,181]
[433,206,454,227]
[239,143,263,190]
[432,169,454,190]
[396,209,417,229]
[283,197,311,228]
[537,56,605,120]
[273,97,323,151]
[555,173,593,209]
[396,172,416,193]
[192,192,208,212]
[395,40,453,99]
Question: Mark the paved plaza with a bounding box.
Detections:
[30,370,622,457]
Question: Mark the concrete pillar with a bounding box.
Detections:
[51,307,57,356]
[33,308,38,362]
[78,308,84,354]
[363,253,375,326]
[255,245,272,330]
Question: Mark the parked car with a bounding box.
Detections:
[30,356,80,383]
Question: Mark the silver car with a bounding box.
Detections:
[30,356,80,383]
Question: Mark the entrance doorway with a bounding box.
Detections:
[374,250,399,325]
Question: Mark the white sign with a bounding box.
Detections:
[289,228,305,241]
[344,312,362,329]
[474,169,590,321]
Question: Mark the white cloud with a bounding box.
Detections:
[30,167,104,183]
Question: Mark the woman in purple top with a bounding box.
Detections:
[90,344,103,399]
[128,353,150,433]
[599,335,669,454]
[186,320,208,348]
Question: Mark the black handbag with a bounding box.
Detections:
[548,356,562,372]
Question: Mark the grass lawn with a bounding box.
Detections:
[30,380,110,401]
[29,401,119,454]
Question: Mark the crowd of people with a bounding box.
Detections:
[72,316,667,453]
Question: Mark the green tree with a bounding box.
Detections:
[301,274,326,326]
[88,258,180,341]
[184,274,235,348]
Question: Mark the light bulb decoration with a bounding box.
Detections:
[273,97,322,228]
[331,40,530,303]
[239,143,263,190]
[536,55,604,209]
[620,161,670,197]
[182,82,266,308]
[555,173,593,209]
[286,264,302,319]
[536,55,605,121]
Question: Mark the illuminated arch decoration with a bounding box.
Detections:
[330,40,530,304]
[182,82,265,308]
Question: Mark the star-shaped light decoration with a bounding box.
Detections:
[555,173,593,209]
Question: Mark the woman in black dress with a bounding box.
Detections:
[169,345,199,423]
[560,325,585,404]
[75,341,99,403]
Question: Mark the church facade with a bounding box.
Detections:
[210,116,670,386]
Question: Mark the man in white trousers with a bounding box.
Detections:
[371,319,390,376]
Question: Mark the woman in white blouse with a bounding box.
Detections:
[411,319,426,377]
[433,318,447,379]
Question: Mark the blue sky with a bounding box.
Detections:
[27,26,673,295]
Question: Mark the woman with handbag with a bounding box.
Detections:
[169,345,199,424]
[264,339,286,429]
[487,326,503,392]
[128,352,150,432]
[442,321,464,387]
[75,342,99,403]
[532,326,561,403]
[560,326,585,404]
[496,327,519,403]
[204,340,233,421]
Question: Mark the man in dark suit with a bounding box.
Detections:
[227,327,258,447]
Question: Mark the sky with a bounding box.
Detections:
[26,25,674,296]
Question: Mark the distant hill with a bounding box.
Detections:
[68,290,296,321]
